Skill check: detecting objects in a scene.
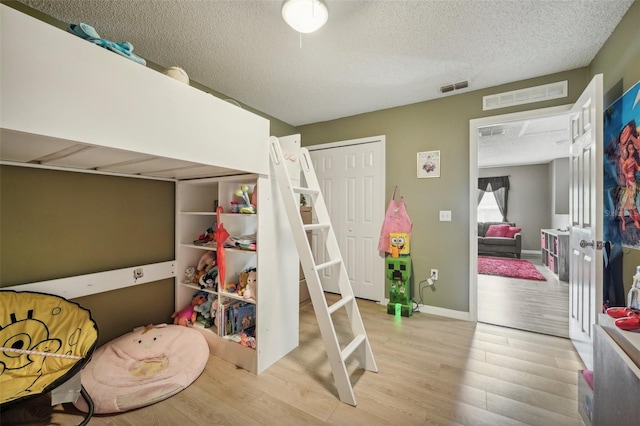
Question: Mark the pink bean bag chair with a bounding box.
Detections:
[74,323,208,414]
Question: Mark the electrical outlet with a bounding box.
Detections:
[439,210,452,221]
[431,269,438,280]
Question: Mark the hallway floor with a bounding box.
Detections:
[478,252,569,338]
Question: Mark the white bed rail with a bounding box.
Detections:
[2,261,175,299]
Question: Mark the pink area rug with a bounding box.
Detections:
[478,256,547,281]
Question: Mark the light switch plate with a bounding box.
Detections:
[439,210,452,221]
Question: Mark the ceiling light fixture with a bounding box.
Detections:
[282,0,328,33]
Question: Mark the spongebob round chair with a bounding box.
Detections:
[0,290,99,425]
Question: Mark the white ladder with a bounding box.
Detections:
[269,136,378,406]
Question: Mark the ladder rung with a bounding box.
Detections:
[341,334,366,361]
[315,258,342,271]
[328,295,354,315]
[303,223,330,231]
[292,186,319,195]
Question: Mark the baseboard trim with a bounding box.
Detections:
[379,298,472,321]
[522,249,541,256]
[417,304,471,321]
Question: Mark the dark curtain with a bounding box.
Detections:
[478,176,510,221]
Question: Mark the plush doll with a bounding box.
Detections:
[224,282,237,293]
[171,291,208,326]
[243,269,257,301]
[183,266,196,284]
[206,298,219,329]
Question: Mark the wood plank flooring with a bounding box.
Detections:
[2,293,584,426]
[477,253,570,338]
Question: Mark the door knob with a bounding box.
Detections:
[579,240,594,248]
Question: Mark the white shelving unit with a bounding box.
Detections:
[175,173,298,374]
[177,175,262,372]
[541,229,569,281]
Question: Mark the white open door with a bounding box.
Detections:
[569,74,603,370]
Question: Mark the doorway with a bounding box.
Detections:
[307,136,386,302]
[469,105,572,337]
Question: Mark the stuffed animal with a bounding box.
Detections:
[171,291,208,326]
[237,272,248,296]
[243,269,257,301]
[206,298,219,329]
[197,251,216,272]
[224,282,237,293]
[198,266,218,289]
[183,266,196,284]
[234,184,256,214]
[194,293,217,326]
[194,227,216,246]
[162,66,189,84]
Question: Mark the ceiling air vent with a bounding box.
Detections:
[483,81,567,111]
[440,80,468,94]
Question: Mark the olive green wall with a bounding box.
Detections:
[298,68,589,312]
[299,1,640,313]
[0,166,176,345]
[590,2,640,299]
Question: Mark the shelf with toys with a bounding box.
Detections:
[175,173,289,373]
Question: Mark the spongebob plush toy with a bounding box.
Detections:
[389,232,410,257]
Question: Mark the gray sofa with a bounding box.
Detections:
[478,221,522,258]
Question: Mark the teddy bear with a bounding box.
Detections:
[243,269,257,301]
[236,271,248,297]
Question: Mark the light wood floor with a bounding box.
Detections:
[2,293,585,426]
[478,253,570,338]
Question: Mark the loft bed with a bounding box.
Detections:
[0,2,269,298]
[1,2,299,379]
[0,4,267,179]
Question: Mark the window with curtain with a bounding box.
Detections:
[477,176,510,222]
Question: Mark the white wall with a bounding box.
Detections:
[550,158,570,230]
[479,163,550,251]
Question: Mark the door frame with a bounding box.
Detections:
[307,135,386,302]
[468,105,572,322]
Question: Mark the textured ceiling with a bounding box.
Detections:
[16,0,634,128]
[478,113,570,168]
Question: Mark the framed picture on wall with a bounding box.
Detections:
[417,150,440,178]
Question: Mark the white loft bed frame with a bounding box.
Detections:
[0,3,268,295]
[1,4,298,374]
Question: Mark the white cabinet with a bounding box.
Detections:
[176,174,298,374]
